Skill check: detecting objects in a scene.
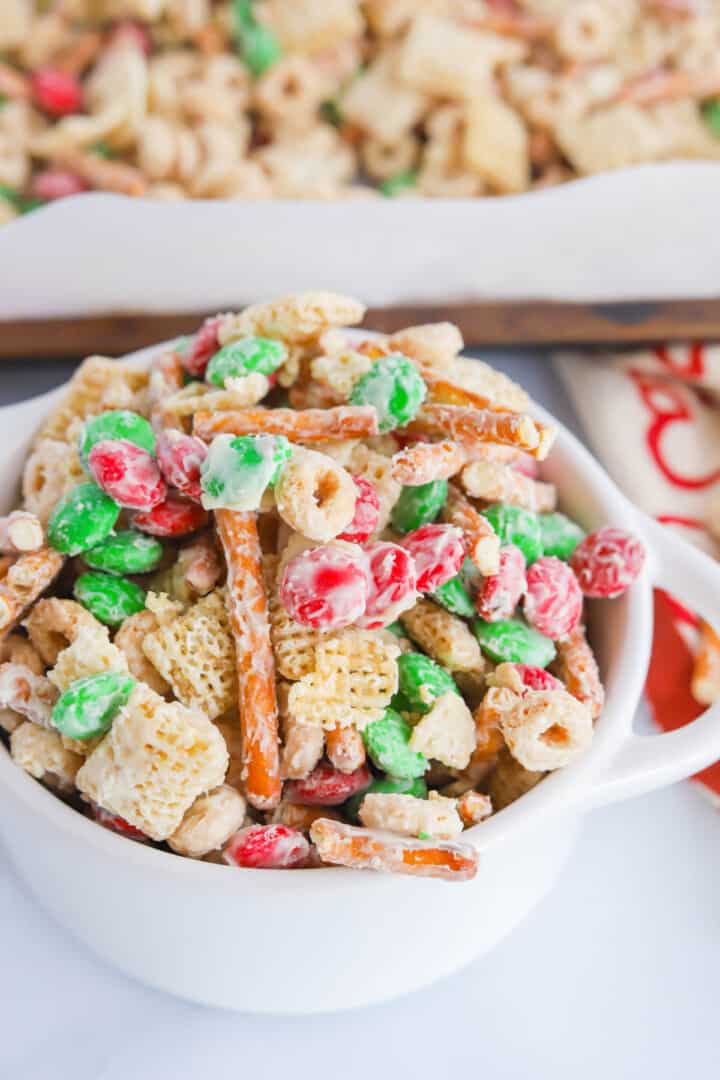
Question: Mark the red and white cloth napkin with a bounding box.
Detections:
[555,344,720,802]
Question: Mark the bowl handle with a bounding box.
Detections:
[583,516,720,809]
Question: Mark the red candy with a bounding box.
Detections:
[512,664,564,693]
[285,761,372,806]
[133,493,208,537]
[280,544,370,629]
[524,556,582,639]
[570,527,645,599]
[223,825,310,869]
[337,476,380,544]
[184,314,224,377]
[358,541,417,629]
[156,429,207,503]
[31,68,83,116]
[30,169,86,201]
[91,804,149,843]
[401,523,465,593]
[511,452,539,479]
[476,544,527,622]
[88,439,166,511]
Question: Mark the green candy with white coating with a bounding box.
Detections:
[52,672,135,740]
[396,652,458,714]
[539,512,585,561]
[362,709,428,779]
[344,774,427,822]
[79,410,156,469]
[432,574,475,617]
[74,571,146,627]
[83,530,163,575]
[200,433,291,511]
[47,482,120,556]
[349,353,426,433]
[482,503,542,565]
[205,336,287,387]
[391,478,448,533]
[474,617,556,667]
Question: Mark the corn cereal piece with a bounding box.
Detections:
[168,785,247,858]
[218,292,365,347]
[33,356,149,446]
[280,711,325,779]
[463,97,530,194]
[22,437,85,524]
[388,323,463,376]
[0,662,58,728]
[341,51,428,143]
[25,598,99,666]
[49,622,129,692]
[460,460,556,512]
[113,609,171,696]
[401,599,483,673]
[288,629,399,730]
[500,689,592,771]
[359,790,463,840]
[409,690,476,769]
[142,588,236,719]
[448,356,530,412]
[1,632,44,676]
[488,747,545,810]
[311,350,373,399]
[76,683,228,841]
[348,442,401,534]
[0,549,65,638]
[11,721,83,793]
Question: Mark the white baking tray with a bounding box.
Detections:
[0,162,718,319]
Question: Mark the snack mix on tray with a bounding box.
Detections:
[2,0,720,222]
[0,291,645,881]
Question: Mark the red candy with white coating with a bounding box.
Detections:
[133,493,208,537]
[476,544,527,622]
[524,556,583,639]
[280,544,370,629]
[88,439,166,511]
[184,314,223,377]
[30,169,87,201]
[91,804,150,843]
[286,761,372,806]
[31,68,83,116]
[156,429,207,503]
[358,541,417,629]
[401,523,465,593]
[570,526,645,599]
[223,824,310,869]
[513,664,564,693]
[337,476,380,543]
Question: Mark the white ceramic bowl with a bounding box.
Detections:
[1,345,719,1014]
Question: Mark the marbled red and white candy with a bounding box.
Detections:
[401,523,465,593]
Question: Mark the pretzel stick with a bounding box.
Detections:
[457,790,493,827]
[0,63,30,99]
[310,818,479,881]
[442,482,500,574]
[54,30,103,75]
[325,725,366,774]
[552,624,604,719]
[194,406,380,443]
[148,348,186,431]
[460,461,556,512]
[691,620,720,706]
[408,404,556,460]
[216,509,281,810]
[391,441,468,486]
[0,549,64,640]
[618,67,720,105]
[425,377,507,412]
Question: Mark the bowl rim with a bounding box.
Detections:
[0,340,653,884]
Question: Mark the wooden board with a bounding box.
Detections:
[2,298,720,358]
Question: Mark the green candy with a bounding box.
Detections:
[396,652,458,714]
[83,530,163,575]
[391,479,448,533]
[47,483,120,556]
[482,503,542,564]
[344,775,427,823]
[232,1,281,75]
[74,571,146,627]
[201,433,291,511]
[79,410,156,469]
[432,574,475,617]
[205,336,287,387]
[349,353,426,433]
[539,512,585,561]
[474,617,556,667]
[362,709,427,780]
[380,170,418,197]
[52,672,135,740]
[701,98,720,137]
[320,99,343,127]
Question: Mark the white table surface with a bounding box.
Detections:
[1,351,718,1080]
